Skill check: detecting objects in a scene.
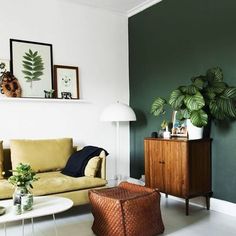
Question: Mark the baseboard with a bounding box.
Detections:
[128,0,162,17]
[161,193,236,217]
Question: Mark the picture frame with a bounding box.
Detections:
[171,111,188,137]
[53,65,79,99]
[10,39,53,98]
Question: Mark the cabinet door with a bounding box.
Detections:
[164,141,188,197]
[144,140,165,192]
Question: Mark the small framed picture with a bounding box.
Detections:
[53,65,79,99]
[10,39,53,98]
[171,111,188,137]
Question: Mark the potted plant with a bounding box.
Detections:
[8,163,39,208]
[151,67,236,138]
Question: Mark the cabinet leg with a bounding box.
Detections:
[206,195,210,210]
[185,199,189,216]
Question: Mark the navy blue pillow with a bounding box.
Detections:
[61,146,108,177]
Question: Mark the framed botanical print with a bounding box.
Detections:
[10,39,53,98]
[53,65,79,99]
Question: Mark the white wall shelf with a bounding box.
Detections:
[0,97,90,103]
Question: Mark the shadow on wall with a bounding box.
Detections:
[130,109,148,179]
[132,109,147,128]
[214,119,234,134]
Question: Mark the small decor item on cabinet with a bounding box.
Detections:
[151,132,158,138]
[0,71,22,97]
[171,111,187,137]
[54,65,79,99]
[8,163,39,213]
[160,119,171,138]
[163,126,171,138]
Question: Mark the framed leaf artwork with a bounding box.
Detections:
[54,65,79,99]
[10,39,53,98]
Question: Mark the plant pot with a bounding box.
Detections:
[187,119,204,140]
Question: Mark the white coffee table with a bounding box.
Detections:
[0,196,73,236]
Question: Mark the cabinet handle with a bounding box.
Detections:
[159,161,165,164]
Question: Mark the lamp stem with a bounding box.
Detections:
[116,121,120,181]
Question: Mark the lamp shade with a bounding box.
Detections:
[100,102,136,122]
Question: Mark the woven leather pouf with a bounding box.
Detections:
[89,181,164,236]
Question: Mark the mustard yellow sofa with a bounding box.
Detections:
[0,138,107,206]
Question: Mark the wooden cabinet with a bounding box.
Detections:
[144,138,212,215]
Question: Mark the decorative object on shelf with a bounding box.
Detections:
[151,67,236,139]
[54,65,79,99]
[10,39,53,98]
[0,59,10,77]
[100,101,136,181]
[8,163,39,212]
[44,89,54,98]
[0,71,22,97]
[61,91,72,99]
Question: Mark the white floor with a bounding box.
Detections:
[1,197,236,236]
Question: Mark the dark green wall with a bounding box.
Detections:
[129,0,236,203]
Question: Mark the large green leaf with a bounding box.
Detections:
[185,85,198,95]
[184,92,205,111]
[192,76,206,90]
[209,100,227,119]
[210,81,227,94]
[217,97,236,118]
[206,67,223,82]
[169,89,185,110]
[190,110,208,127]
[22,49,44,88]
[221,87,236,99]
[181,108,191,119]
[151,97,167,117]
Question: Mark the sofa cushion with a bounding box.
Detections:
[0,141,4,179]
[10,138,73,173]
[85,156,101,177]
[31,171,107,196]
[0,171,107,200]
[0,179,14,199]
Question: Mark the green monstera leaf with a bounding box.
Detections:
[22,49,44,88]
[190,110,208,127]
[151,97,167,116]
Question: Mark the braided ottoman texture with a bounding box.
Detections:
[89,181,164,236]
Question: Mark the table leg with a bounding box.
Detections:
[22,219,24,236]
[31,218,34,236]
[53,214,58,236]
[4,223,7,236]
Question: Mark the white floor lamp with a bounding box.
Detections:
[100,101,136,181]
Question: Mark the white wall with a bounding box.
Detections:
[0,0,130,180]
